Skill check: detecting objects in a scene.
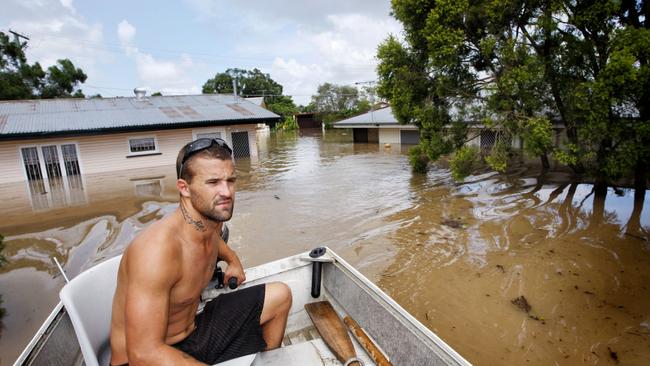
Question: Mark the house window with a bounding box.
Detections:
[42,145,63,179]
[128,137,158,156]
[195,132,222,140]
[192,128,226,142]
[128,137,157,154]
[61,144,81,176]
[20,143,86,210]
[21,147,44,181]
[21,143,82,181]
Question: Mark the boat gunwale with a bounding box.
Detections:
[13,302,66,366]
[325,250,471,366]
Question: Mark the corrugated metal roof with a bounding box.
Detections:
[334,107,413,126]
[244,97,265,106]
[0,94,279,137]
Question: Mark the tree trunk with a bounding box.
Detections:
[593,175,608,198]
[540,153,550,171]
[626,185,645,237]
[591,184,606,225]
[634,160,647,202]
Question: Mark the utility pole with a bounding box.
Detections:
[8,29,29,46]
[354,80,377,124]
[232,77,238,103]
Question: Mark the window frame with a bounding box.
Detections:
[18,141,84,181]
[191,128,228,144]
[126,135,159,156]
[17,141,87,210]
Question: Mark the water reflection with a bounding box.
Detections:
[379,170,650,365]
[26,175,87,211]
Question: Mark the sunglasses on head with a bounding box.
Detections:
[177,137,233,178]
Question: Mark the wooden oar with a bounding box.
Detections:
[344,316,393,366]
[304,301,362,365]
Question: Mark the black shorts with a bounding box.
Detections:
[172,284,267,364]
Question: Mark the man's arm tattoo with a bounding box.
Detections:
[180,201,207,232]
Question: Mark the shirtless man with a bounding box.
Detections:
[110,138,292,365]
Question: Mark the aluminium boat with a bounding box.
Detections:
[15,247,471,366]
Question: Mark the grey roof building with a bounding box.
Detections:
[0,93,279,185]
[0,94,279,139]
[334,106,420,144]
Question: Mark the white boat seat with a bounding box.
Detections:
[60,254,257,366]
[59,255,122,366]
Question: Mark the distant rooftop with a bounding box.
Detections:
[0,94,279,139]
[334,107,414,127]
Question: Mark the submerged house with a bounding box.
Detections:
[334,106,569,154]
[333,106,420,145]
[0,93,280,186]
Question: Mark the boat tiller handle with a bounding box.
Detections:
[213,266,225,289]
[211,224,230,283]
[310,247,326,298]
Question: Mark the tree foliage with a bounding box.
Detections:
[310,82,375,128]
[278,116,299,131]
[450,145,479,181]
[378,0,649,189]
[0,32,87,100]
[202,68,298,118]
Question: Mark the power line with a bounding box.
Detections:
[21,33,379,68]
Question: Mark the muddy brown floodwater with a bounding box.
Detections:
[0,129,648,365]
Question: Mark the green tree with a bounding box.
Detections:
[0,31,87,99]
[311,83,361,114]
[378,0,649,195]
[310,82,376,128]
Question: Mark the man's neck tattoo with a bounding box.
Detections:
[180,202,207,232]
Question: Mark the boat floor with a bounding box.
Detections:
[214,303,378,366]
[258,336,373,365]
[253,309,375,366]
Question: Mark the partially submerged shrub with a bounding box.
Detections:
[408,145,429,174]
[279,116,298,131]
[485,140,509,173]
[450,146,479,181]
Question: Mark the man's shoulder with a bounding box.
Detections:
[124,219,183,273]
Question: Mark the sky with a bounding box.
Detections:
[1,0,403,105]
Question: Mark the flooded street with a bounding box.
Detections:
[1,129,649,365]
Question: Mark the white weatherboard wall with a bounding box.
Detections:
[0,124,258,184]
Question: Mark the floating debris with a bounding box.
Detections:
[608,347,619,363]
[496,264,505,273]
[441,218,464,229]
[511,296,532,313]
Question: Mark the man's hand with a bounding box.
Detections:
[225,259,246,287]
[216,232,245,287]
